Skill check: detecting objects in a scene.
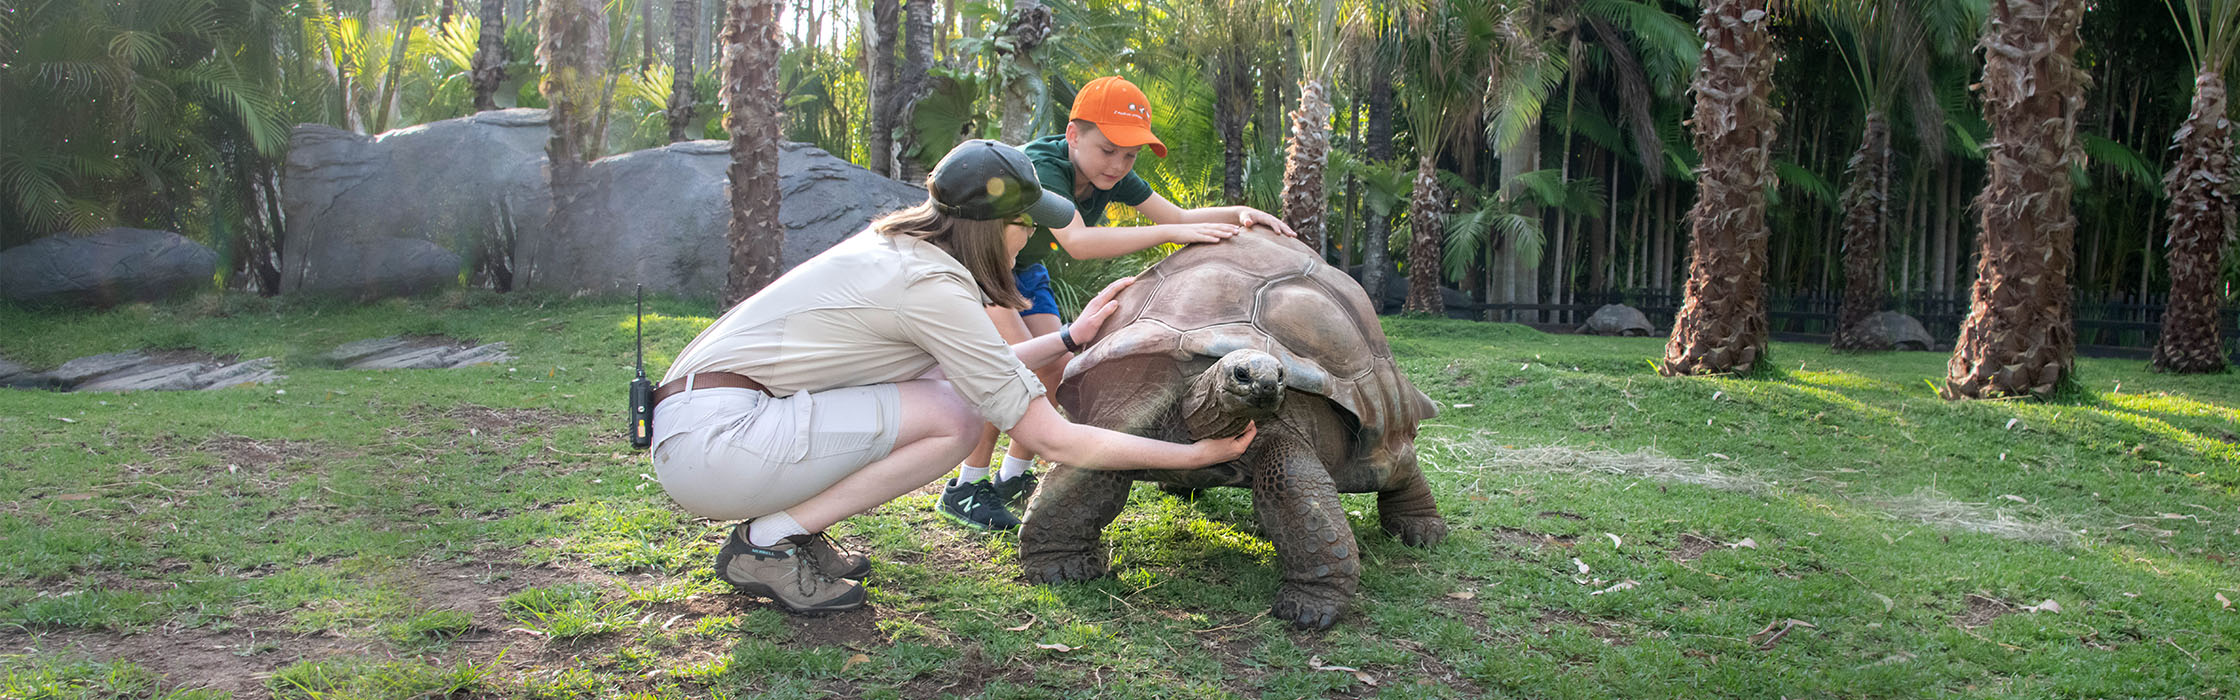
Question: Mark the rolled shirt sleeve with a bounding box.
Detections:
[894,270,1046,430]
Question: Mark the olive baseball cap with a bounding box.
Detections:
[928,140,1077,228]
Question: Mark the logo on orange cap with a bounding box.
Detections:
[1069,76,1166,158]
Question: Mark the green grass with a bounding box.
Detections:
[1,293,2235,698]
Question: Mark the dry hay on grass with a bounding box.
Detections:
[1421,431,2079,544]
[1420,431,1771,493]
[1873,487,2078,544]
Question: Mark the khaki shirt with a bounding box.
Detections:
[663,229,1045,430]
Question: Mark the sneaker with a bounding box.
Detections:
[726,522,869,579]
[937,478,1023,531]
[715,532,866,613]
[992,470,1038,508]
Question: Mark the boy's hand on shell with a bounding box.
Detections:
[1172,223,1245,244]
[1240,209,1298,238]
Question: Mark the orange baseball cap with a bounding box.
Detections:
[1069,76,1166,158]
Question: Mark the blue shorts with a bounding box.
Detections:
[1012,263,1062,318]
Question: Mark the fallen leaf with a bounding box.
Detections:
[843,653,870,671]
[1999,494,2027,503]
[1573,557,1590,575]
[1308,657,1377,686]
[2004,418,2019,430]
[1732,538,1758,550]
[1446,590,1476,600]
[2022,599,2061,613]
[1035,643,1076,653]
[2217,593,2231,610]
[1873,593,1894,612]
[1706,453,1732,460]
[1452,403,1475,408]
[51,417,76,423]
[1605,533,1623,549]
[2159,513,2191,520]
[1591,580,1639,596]
[1006,614,1037,632]
[53,493,95,501]
[1747,619,1815,649]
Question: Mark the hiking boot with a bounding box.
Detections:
[992,470,1038,508]
[715,533,866,613]
[725,522,869,579]
[937,477,1023,531]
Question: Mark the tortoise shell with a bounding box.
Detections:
[1058,229,1437,473]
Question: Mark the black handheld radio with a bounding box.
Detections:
[628,286,654,449]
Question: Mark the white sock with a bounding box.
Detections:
[746,511,808,547]
[956,465,991,484]
[999,455,1035,481]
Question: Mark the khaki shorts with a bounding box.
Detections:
[650,379,901,520]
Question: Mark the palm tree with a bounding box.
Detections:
[537,0,609,292]
[666,0,700,141]
[1277,0,1360,254]
[2151,0,2240,373]
[1396,0,1504,315]
[1942,0,2087,399]
[1820,0,1975,350]
[995,0,1055,144]
[721,0,784,304]
[866,0,900,176]
[1660,0,1781,376]
[471,0,507,111]
[893,0,937,181]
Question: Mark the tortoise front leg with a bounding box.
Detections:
[1377,465,1448,547]
[1251,432,1359,630]
[1019,464,1132,583]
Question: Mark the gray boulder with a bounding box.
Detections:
[1579,304,1655,336]
[280,110,549,297]
[1854,311,1936,351]
[324,335,513,369]
[0,228,217,307]
[282,109,922,301]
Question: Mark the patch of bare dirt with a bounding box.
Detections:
[1667,533,1720,562]
[1956,593,2013,629]
[1537,607,1632,646]
[1491,527,1577,553]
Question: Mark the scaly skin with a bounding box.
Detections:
[1018,464,1133,584]
[1250,406,1358,630]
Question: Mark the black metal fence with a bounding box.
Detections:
[1444,290,2240,358]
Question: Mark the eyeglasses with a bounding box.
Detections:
[1007,218,1035,228]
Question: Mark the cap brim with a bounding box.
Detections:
[1024,188,1077,228]
[1094,123,1168,158]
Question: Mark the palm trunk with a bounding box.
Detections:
[1831,109,1892,350]
[722,0,784,304]
[1280,77,1334,254]
[1362,79,1394,311]
[666,0,700,141]
[997,0,1051,144]
[865,0,899,177]
[1217,53,1253,205]
[1942,0,2086,399]
[1661,0,1780,376]
[893,0,935,182]
[372,2,415,134]
[2151,71,2233,373]
[1403,153,1445,315]
[471,0,507,112]
[535,0,608,290]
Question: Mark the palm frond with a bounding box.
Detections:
[2081,132,2163,194]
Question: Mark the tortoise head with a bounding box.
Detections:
[1181,349,1285,440]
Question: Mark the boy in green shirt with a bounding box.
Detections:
[937,75,1297,531]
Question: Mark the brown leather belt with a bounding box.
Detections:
[652,371,773,405]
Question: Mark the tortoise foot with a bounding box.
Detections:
[1271,584,1346,630]
[1379,514,1448,547]
[1021,552,1108,584]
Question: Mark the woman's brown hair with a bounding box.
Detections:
[871,200,1028,310]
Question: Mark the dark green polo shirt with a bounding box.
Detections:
[1018,134,1156,266]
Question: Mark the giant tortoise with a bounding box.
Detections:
[1019,228,1445,629]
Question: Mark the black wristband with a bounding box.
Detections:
[1059,324,1084,354]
